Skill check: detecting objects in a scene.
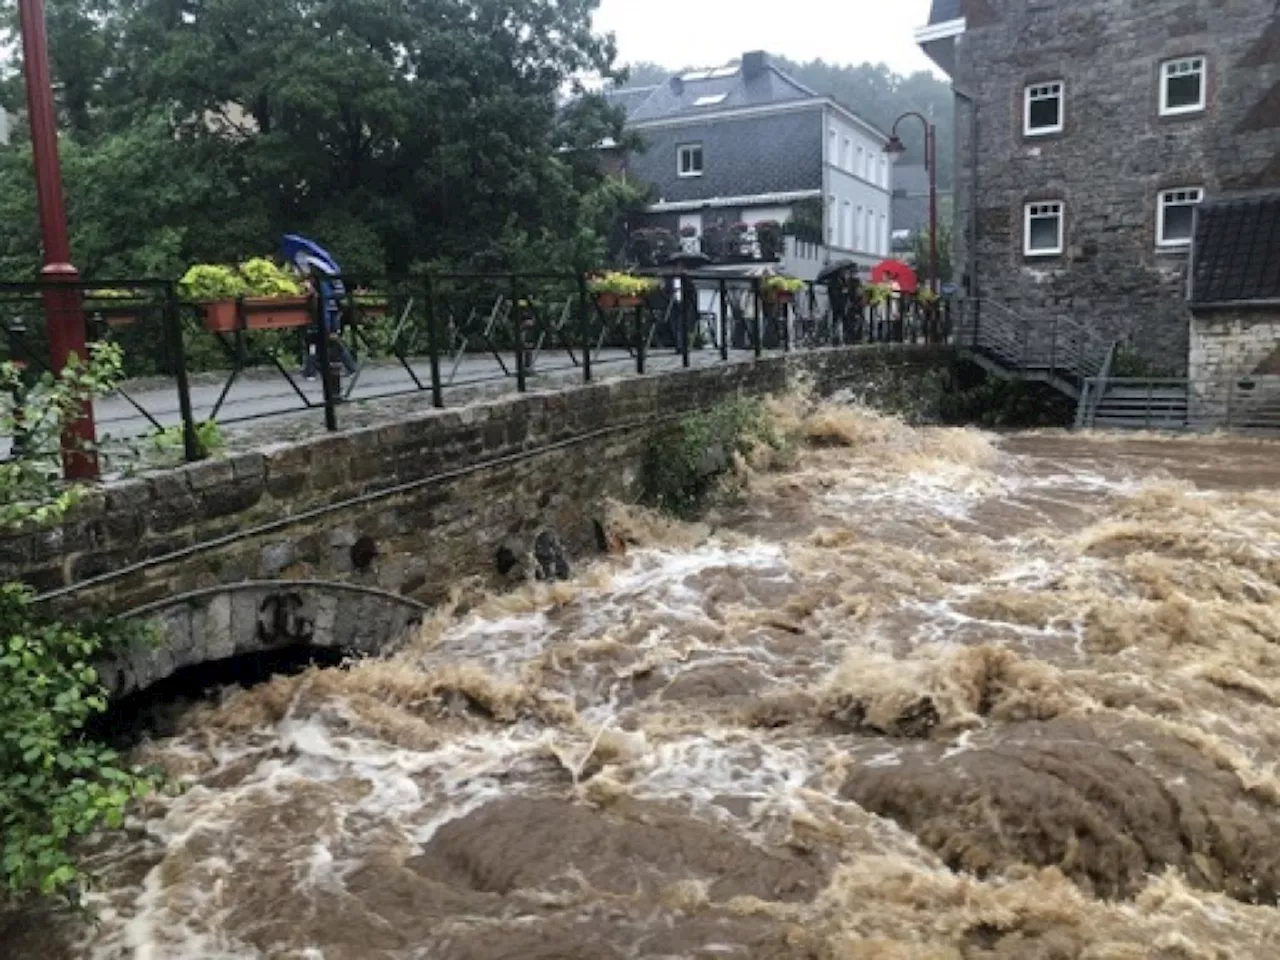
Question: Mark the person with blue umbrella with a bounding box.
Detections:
[281,234,358,380]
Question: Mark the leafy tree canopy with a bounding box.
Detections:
[0,0,638,278]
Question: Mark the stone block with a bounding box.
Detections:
[259,541,296,576]
[185,459,236,491]
[199,594,235,662]
[230,452,267,484]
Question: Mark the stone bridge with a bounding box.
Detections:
[1,346,951,698]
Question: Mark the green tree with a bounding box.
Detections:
[0,344,159,903]
[910,225,954,286]
[0,0,630,278]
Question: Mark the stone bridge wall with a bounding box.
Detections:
[3,347,949,637]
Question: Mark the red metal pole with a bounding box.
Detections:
[928,123,938,295]
[18,0,97,479]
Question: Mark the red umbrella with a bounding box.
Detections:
[870,259,918,294]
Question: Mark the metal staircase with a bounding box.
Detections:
[1077,379,1190,431]
[954,299,1114,402]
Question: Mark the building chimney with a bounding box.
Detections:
[670,75,685,96]
[742,51,768,79]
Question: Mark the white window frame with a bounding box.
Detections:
[1024,81,1064,136]
[843,137,852,171]
[677,143,703,178]
[855,144,864,177]
[1024,201,1064,257]
[1160,57,1206,117]
[1156,186,1203,248]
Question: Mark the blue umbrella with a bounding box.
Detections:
[281,233,342,278]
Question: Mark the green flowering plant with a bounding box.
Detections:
[587,271,658,298]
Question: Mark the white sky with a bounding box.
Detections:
[593,0,939,77]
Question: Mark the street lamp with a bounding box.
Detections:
[884,112,938,296]
[17,0,97,479]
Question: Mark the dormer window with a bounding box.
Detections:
[678,143,703,177]
[1161,57,1206,116]
[1024,81,1063,136]
[693,93,727,107]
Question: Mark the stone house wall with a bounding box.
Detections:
[951,0,1280,375]
[1188,307,1280,424]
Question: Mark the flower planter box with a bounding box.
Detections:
[355,301,389,318]
[201,300,239,333]
[201,296,312,333]
[86,301,147,328]
[242,295,311,330]
[595,293,644,310]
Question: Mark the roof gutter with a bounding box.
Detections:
[647,189,822,214]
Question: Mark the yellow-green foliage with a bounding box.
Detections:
[587,271,658,297]
[238,257,305,297]
[763,275,805,295]
[179,259,304,301]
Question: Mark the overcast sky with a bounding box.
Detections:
[593,0,939,77]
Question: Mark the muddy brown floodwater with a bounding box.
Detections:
[9,398,1280,959]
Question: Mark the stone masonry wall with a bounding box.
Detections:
[1188,308,1280,423]
[952,0,1280,375]
[2,347,951,627]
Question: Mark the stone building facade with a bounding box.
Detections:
[1186,190,1280,424]
[919,0,1280,375]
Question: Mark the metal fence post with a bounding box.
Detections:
[512,276,527,392]
[680,276,693,369]
[163,283,200,461]
[752,279,763,359]
[424,275,444,408]
[635,300,647,375]
[7,316,29,457]
[313,293,339,431]
[718,280,729,362]
[577,273,592,384]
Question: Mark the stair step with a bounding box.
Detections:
[1092,418,1188,430]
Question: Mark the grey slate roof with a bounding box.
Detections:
[1190,192,1280,306]
[604,57,816,125]
[628,107,825,205]
[929,0,962,24]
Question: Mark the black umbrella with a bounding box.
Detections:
[817,259,859,284]
[664,251,713,271]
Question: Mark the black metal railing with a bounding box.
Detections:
[0,273,955,469]
[954,298,1113,393]
[1077,375,1280,434]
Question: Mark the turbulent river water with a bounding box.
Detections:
[10,398,1280,959]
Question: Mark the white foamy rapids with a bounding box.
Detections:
[34,422,1280,959]
[422,541,790,678]
[82,709,555,960]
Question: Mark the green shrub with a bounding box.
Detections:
[0,344,160,904]
[238,258,305,297]
[642,398,788,517]
[178,264,247,302]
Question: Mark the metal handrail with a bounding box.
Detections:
[1075,340,1120,429]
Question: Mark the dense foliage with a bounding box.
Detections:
[642,399,790,517]
[0,344,159,902]
[0,0,647,279]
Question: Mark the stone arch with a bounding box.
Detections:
[101,581,429,699]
